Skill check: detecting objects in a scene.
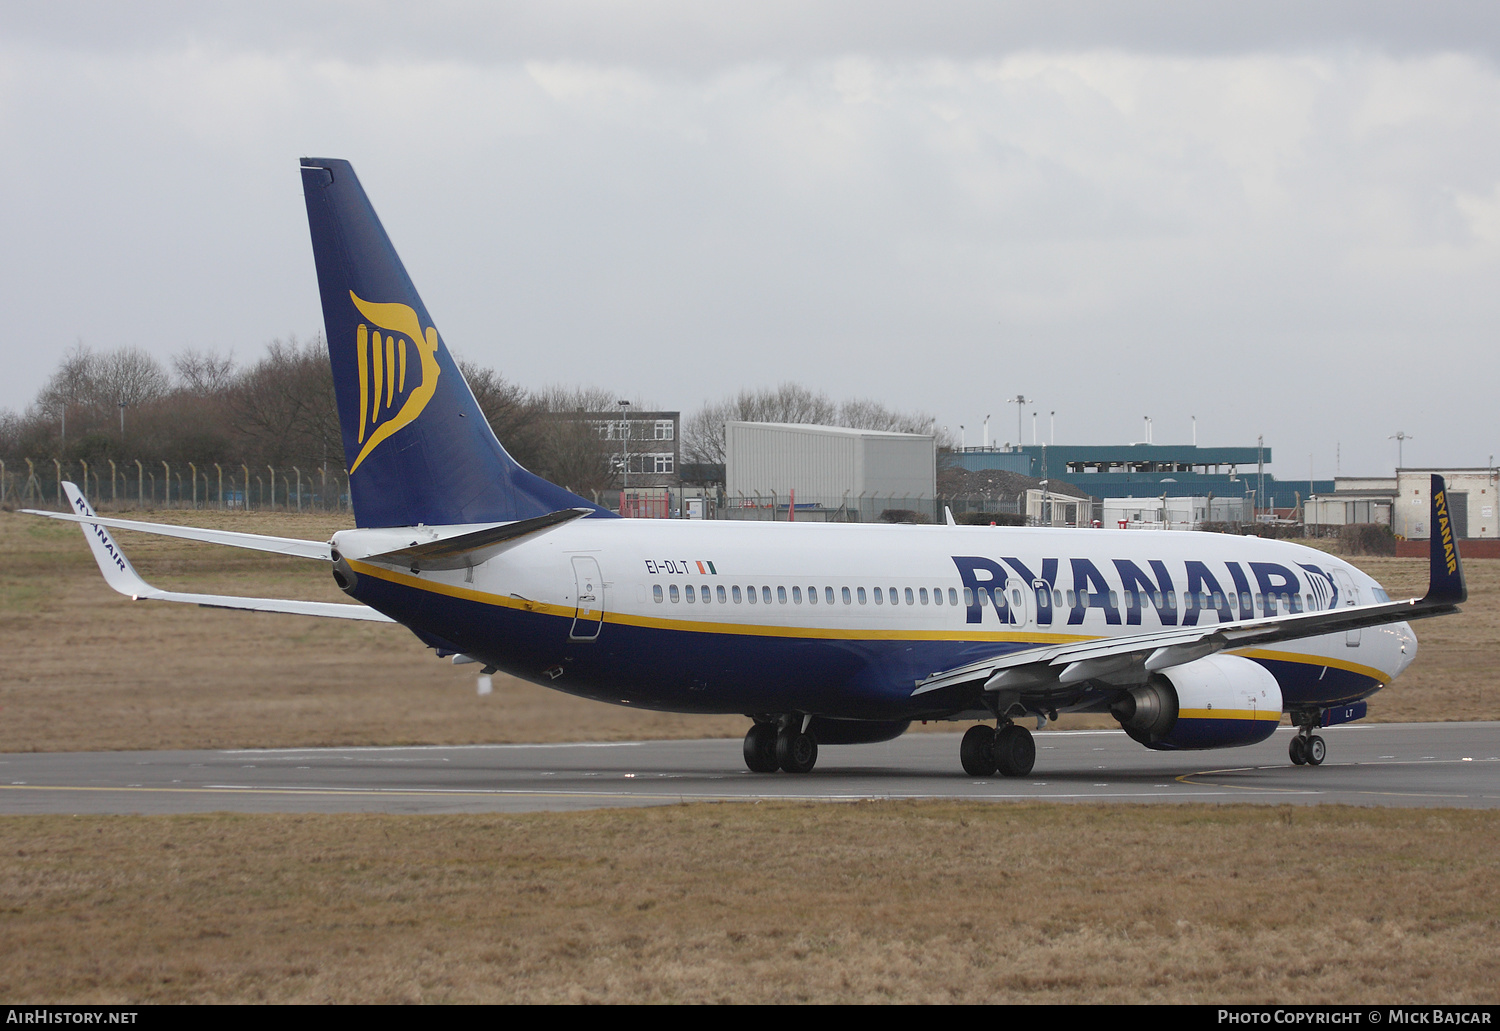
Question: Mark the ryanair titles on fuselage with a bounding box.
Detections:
[950,554,1338,627]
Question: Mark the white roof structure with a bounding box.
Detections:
[725,422,936,503]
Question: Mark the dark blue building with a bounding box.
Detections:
[950,444,1332,506]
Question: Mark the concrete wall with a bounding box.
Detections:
[1392,469,1500,539]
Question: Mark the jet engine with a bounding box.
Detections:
[1111,654,1283,750]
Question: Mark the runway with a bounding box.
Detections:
[0,722,1496,814]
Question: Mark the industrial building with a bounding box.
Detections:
[1391,468,1498,540]
[951,443,1333,505]
[1305,478,1397,534]
[1305,469,1497,540]
[1101,495,1255,530]
[724,422,936,521]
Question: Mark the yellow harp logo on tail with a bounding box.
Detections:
[348,291,442,473]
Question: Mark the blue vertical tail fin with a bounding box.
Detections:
[299,157,612,527]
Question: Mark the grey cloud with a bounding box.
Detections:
[6,1,1500,67]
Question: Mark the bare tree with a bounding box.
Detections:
[230,335,339,468]
[683,383,943,465]
[173,348,236,395]
[457,360,547,470]
[525,385,659,495]
[34,343,170,443]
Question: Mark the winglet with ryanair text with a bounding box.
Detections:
[40,483,393,622]
[1425,474,1467,607]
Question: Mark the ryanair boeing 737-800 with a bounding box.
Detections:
[28,158,1468,777]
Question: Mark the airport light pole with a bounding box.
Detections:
[618,400,630,513]
[1389,431,1412,470]
[1257,435,1264,521]
[1008,395,1031,448]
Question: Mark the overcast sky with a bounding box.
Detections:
[3,1,1497,476]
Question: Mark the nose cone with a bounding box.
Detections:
[1391,622,1418,678]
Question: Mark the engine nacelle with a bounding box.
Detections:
[1111,654,1283,751]
[806,717,910,745]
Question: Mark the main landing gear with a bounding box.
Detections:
[1288,728,1327,766]
[960,722,1036,778]
[743,720,818,774]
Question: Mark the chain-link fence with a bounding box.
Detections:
[0,459,350,512]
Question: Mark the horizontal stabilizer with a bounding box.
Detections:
[44,483,391,623]
[24,497,332,560]
[362,507,593,571]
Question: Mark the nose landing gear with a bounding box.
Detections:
[1289,729,1326,766]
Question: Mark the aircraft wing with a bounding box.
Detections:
[915,474,1466,697]
[41,483,393,622]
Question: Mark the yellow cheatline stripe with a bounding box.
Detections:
[345,559,1098,645]
[1177,707,1282,723]
[1229,647,1391,685]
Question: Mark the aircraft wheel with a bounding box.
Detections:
[995,724,1036,777]
[1288,735,1307,766]
[743,724,779,773]
[960,725,998,777]
[1305,734,1327,767]
[776,728,818,774]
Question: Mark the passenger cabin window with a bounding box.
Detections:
[858,587,867,604]
[669,585,680,603]
[733,585,742,603]
[653,585,663,603]
[842,587,852,605]
[778,586,788,604]
[717,585,727,604]
[762,586,772,604]
[873,587,883,605]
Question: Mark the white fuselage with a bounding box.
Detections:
[333,520,1416,719]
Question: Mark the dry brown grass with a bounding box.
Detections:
[1,802,1496,1004]
[2,509,1496,752]
[4,513,1497,1005]
[0,509,748,752]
